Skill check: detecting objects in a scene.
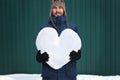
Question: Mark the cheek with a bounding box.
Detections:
[52,9,56,14]
[60,9,64,14]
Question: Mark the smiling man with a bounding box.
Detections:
[36,0,81,80]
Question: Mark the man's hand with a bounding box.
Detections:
[69,50,81,61]
[36,50,49,63]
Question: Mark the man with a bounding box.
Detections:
[36,0,81,80]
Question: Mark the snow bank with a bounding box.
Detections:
[0,76,15,80]
[0,74,120,80]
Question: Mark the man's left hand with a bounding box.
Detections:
[69,50,81,61]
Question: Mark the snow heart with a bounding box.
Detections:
[36,27,82,69]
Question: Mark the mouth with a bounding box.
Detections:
[56,12,62,14]
[55,12,62,16]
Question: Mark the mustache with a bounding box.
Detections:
[55,12,62,14]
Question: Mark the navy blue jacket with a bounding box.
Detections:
[39,16,80,80]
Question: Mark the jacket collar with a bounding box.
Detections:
[50,16,66,25]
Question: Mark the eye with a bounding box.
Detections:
[52,6,57,9]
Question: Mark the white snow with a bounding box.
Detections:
[0,74,120,80]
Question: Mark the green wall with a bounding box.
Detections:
[0,0,120,75]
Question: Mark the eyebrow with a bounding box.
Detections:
[52,6,63,9]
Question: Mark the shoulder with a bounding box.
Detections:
[69,23,78,27]
[68,22,79,32]
[38,23,53,30]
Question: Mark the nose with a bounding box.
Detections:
[56,7,60,12]
[56,6,62,12]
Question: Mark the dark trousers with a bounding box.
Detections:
[42,76,76,80]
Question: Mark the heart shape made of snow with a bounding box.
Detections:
[36,27,81,69]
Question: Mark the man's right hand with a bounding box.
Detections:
[36,50,49,63]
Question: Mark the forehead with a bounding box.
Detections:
[52,5,63,8]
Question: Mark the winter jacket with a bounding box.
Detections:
[38,16,80,80]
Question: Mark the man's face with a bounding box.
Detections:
[52,5,64,17]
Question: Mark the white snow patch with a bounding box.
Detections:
[0,74,120,80]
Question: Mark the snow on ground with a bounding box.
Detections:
[0,74,120,80]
